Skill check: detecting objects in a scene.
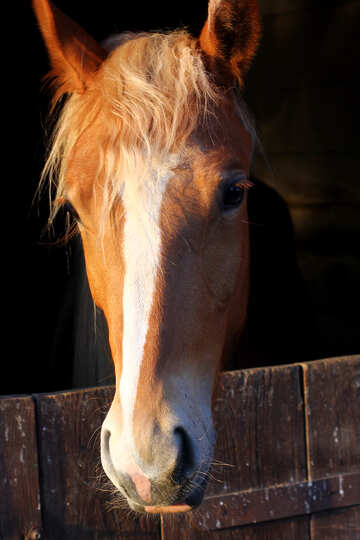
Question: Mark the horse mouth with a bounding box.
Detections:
[128,475,208,514]
[144,503,193,514]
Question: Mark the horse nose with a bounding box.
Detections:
[101,423,198,505]
[172,426,196,483]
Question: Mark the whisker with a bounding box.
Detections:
[211,459,235,468]
[87,425,102,450]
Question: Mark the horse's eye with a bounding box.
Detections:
[223,181,245,210]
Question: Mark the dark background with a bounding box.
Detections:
[3,0,359,394]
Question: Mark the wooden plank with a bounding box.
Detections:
[163,358,360,536]
[311,506,360,539]
[303,355,360,540]
[207,366,307,496]
[34,386,160,540]
[26,357,359,538]
[161,513,310,539]
[0,396,42,540]
[162,365,307,537]
[195,472,360,530]
[224,516,310,539]
[302,355,360,480]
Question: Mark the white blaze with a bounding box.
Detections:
[120,167,174,438]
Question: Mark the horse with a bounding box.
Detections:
[33,0,313,515]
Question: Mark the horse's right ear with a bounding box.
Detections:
[200,0,261,85]
[33,0,106,102]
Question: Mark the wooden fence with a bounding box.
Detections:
[1,355,359,539]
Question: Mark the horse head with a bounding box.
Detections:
[34,0,260,513]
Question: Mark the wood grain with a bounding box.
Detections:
[1,357,359,538]
[0,396,42,540]
[34,386,160,540]
[303,356,360,539]
[161,513,310,539]
[311,506,360,540]
[303,355,360,479]
[162,365,307,537]
[208,366,307,496]
[195,473,360,530]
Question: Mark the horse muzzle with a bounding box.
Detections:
[100,413,215,513]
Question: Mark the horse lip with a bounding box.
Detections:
[144,476,207,514]
[128,487,205,514]
[129,485,205,514]
[126,469,209,514]
[127,500,193,514]
[144,503,193,514]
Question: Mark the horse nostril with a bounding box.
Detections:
[101,427,111,455]
[173,427,195,484]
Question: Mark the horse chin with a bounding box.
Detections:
[144,503,193,514]
[128,501,193,514]
[126,476,208,515]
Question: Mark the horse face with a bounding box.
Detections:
[34,0,260,514]
[66,102,253,512]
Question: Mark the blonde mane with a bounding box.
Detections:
[41,30,220,232]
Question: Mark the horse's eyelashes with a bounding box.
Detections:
[222,178,254,211]
[223,182,246,210]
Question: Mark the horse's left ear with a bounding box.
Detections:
[200,0,261,85]
[33,0,106,102]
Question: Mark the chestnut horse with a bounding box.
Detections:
[34,0,261,514]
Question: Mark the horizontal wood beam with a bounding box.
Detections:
[194,472,360,530]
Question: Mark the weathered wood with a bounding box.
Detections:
[195,472,360,530]
[303,356,360,539]
[311,506,360,539]
[208,366,307,496]
[0,396,42,540]
[34,387,160,540]
[161,513,310,539]
[1,358,359,538]
[162,365,307,537]
[302,356,360,480]
[162,358,360,537]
